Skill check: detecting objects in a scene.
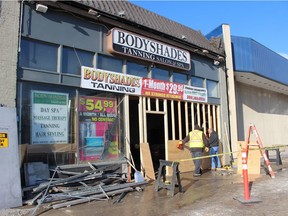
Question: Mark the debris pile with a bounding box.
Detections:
[212,167,234,176]
[23,161,146,214]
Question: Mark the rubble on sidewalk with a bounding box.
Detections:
[22,161,147,215]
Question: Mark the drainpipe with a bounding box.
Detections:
[18,0,24,53]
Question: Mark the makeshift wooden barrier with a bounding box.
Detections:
[167,140,211,175]
[237,141,261,175]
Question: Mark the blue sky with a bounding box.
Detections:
[130,1,288,59]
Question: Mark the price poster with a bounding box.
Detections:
[78,96,118,161]
[141,78,184,100]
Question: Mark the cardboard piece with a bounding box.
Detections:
[140,143,156,180]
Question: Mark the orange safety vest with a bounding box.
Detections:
[188,130,204,148]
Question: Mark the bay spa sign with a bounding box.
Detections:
[107,28,191,71]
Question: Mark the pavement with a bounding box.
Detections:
[2,152,288,216]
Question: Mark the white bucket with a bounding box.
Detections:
[134,171,145,183]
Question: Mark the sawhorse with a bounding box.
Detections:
[265,148,282,165]
[154,160,182,197]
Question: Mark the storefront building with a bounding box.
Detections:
[207,24,288,153]
[1,1,230,207]
[18,0,229,180]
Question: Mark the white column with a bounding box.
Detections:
[222,24,238,152]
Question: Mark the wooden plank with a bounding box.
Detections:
[208,104,212,129]
[124,95,130,160]
[171,101,175,140]
[202,104,206,134]
[167,140,210,175]
[147,97,151,111]
[146,110,165,114]
[138,97,143,143]
[185,102,189,135]
[164,100,169,161]
[197,103,200,126]
[143,97,147,143]
[140,143,155,180]
[178,101,182,140]
[156,98,159,111]
[191,102,195,130]
[213,105,216,131]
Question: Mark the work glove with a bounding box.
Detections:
[177,141,184,150]
[204,147,209,152]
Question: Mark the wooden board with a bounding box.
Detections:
[167,140,210,175]
[26,144,77,153]
[140,143,155,180]
[237,141,261,175]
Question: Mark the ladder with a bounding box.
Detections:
[245,124,275,178]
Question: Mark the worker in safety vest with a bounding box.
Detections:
[181,124,209,177]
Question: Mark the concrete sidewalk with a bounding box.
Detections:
[1,155,288,216]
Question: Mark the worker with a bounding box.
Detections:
[208,128,221,171]
[181,124,209,177]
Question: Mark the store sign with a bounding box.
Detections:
[183,86,207,103]
[81,66,207,103]
[31,91,69,144]
[107,28,191,71]
[81,66,142,95]
[78,96,118,161]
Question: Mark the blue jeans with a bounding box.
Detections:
[210,146,221,169]
[191,151,203,174]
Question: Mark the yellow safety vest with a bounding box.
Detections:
[188,130,204,148]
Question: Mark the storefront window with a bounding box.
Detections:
[19,38,58,71]
[78,95,121,162]
[20,83,76,146]
[18,82,125,170]
[62,47,94,75]
[152,67,170,81]
[191,76,204,88]
[173,72,188,84]
[127,61,148,77]
[97,54,123,73]
[207,80,219,98]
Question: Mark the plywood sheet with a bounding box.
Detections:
[140,143,155,180]
[167,140,210,175]
[237,141,261,175]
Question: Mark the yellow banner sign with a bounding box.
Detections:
[0,133,8,148]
